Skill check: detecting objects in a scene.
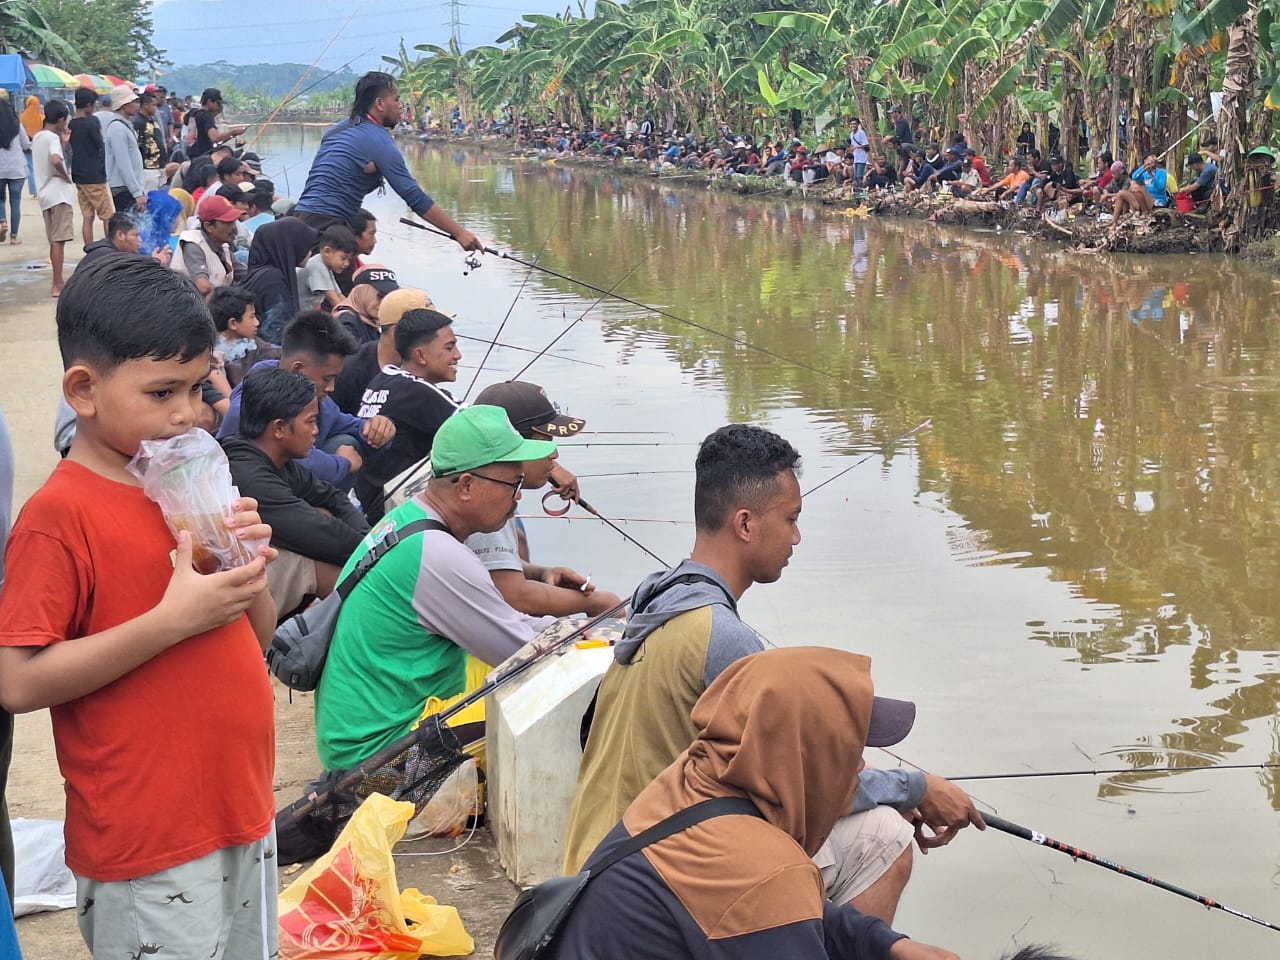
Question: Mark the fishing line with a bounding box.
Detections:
[454,333,602,369]
[398,216,848,385]
[464,222,556,400]
[801,419,933,498]
[511,247,661,381]
[950,761,1280,782]
[984,812,1280,933]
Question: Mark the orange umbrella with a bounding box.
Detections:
[100,74,129,88]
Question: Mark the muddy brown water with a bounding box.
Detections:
[23,127,1280,956]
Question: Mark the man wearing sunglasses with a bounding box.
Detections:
[313,404,562,773]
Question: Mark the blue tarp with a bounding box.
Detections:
[0,55,33,97]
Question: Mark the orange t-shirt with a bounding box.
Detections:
[0,460,275,882]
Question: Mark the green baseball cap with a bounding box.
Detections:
[431,405,557,476]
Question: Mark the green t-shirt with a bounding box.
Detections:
[314,499,466,770]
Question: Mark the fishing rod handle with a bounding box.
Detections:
[980,814,1036,842]
[398,216,500,255]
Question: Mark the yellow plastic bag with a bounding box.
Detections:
[278,793,474,959]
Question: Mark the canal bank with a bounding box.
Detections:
[405,133,1275,257]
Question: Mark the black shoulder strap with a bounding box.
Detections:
[631,572,738,617]
[588,797,761,877]
[335,518,448,600]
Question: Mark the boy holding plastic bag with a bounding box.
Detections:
[0,256,280,959]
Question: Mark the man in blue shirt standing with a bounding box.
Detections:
[295,72,483,253]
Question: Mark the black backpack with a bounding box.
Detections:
[266,518,446,690]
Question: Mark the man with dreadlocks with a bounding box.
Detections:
[294,72,482,252]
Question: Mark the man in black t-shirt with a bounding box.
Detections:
[189,87,246,158]
[332,287,429,414]
[68,88,112,248]
[354,307,461,521]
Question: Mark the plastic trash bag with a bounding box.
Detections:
[127,428,261,573]
[12,818,76,917]
[278,793,474,959]
[404,757,478,841]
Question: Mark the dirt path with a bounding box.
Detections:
[3,196,514,956]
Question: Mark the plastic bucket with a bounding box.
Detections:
[1175,193,1195,212]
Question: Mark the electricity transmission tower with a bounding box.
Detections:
[449,0,463,47]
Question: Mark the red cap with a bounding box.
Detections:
[199,195,241,223]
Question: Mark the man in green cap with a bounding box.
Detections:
[313,404,560,773]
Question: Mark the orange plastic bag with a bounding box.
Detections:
[279,793,474,958]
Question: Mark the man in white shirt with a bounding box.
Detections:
[849,117,871,187]
[31,100,76,297]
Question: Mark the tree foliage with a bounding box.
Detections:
[28,0,164,76]
[0,0,79,67]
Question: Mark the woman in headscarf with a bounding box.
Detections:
[331,264,398,345]
[242,218,318,344]
[169,187,195,231]
[544,647,959,960]
[19,95,40,197]
[0,97,30,244]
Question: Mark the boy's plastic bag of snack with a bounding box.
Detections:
[278,793,474,959]
[127,428,260,573]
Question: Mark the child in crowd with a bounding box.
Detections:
[0,255,278,958]
[298,224,356,311]
[211,285,280,387]
[222,366,369,618]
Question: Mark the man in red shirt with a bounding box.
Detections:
[0,256,279,958]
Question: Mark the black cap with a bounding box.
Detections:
[473,381,587,438]
[1050,154,1064,163]
[352,266,399,295]
[201,87,223,105]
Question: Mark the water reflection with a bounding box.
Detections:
[387,146,1280,807]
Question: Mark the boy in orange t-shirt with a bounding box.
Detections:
[0,255,279,958]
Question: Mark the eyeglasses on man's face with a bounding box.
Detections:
[466,471,524,500]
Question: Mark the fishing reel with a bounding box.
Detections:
[463,251,483,276]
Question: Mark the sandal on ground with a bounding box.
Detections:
[0,221,8,243]
[9,237,21,245]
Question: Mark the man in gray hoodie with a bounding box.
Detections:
[103,85,145,213]
[564,423,983,925]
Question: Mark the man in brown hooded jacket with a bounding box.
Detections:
[548,647,959,960]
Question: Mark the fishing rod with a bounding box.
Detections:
[541,490,671,566]
[464,223,555,400]
[951,761,1280,782]
[511,247,661,381]
[802,419,933,497]
[455,333,602,369]
[241,47,376,133]
[245,18,354,149]
[380,252,657,504]
[984,813,1280,934]
[397,217,848,385]
[575,470,692,478]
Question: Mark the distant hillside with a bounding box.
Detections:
[157,61,359,99]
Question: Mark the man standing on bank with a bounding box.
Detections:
[293,72,483,254]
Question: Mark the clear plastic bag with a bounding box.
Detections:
[127,428,260,573]
[404,757,478,840]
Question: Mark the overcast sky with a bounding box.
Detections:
[150,0,583,69]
